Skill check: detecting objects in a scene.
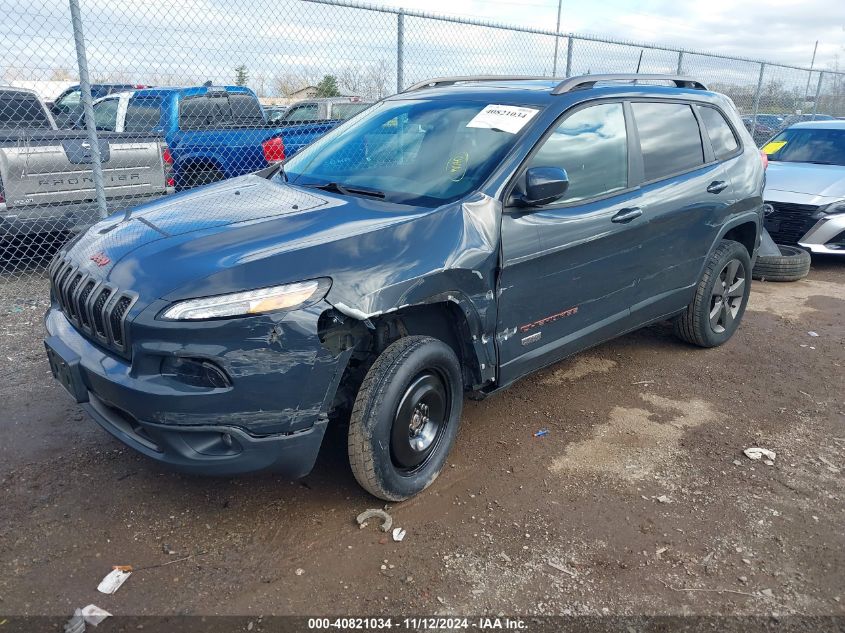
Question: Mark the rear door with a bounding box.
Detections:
[496,100,646,385]
[627,100,737,323]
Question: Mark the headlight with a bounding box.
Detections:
[813,200,845,219]
[821,200,845,215]
[160,278,330,320]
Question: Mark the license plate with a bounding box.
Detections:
[44,336,89,403]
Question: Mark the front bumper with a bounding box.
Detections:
[44,301,349,477]
[798,214,845,255]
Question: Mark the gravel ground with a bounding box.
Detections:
[0,258,843,622]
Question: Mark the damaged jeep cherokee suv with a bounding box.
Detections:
[44,74,765,500]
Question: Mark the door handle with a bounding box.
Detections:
[611,207,642,223]
[707,180,728,194]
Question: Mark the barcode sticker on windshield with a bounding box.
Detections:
[466,104,539,134]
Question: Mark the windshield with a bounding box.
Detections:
[282,99,539,206]
[763,127,845,166]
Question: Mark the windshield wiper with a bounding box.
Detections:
[305,181,385,199]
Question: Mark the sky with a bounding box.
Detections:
[3,0,843,102]
[373,0,845,69]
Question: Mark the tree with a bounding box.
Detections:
[315,74,340,98]
[234,65,249,87]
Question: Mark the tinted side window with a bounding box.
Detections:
[332,103,370,120]
[0,92,52,129]
[632,102,704,181]
[283,104,319,122]
[698,106,739,160]
[528,102,628,203]
[229,93,264,125]
[125,97,163,132]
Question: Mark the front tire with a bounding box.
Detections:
[348,336,463,501]
[674,240,752,348]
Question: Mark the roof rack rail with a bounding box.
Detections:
[552,74,707,94]
[402,75,548,93]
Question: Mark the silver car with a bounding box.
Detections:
[763,120,845,255]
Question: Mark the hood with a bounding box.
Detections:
[765,162,845,201]
[66,173,440,301]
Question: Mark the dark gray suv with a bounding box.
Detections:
[45,74,765,500]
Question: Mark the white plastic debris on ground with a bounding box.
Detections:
[391,527,406,542]
[97,567,132,594]
[743,447,776,462]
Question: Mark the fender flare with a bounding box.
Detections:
[699,211,762,278]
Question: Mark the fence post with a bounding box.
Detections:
[676,51,684,75]
[812,71,824,118]
[68,0,107,220]
[751,62,765,133]
[396,9,405,94]
[565,37,574,78]
[551,0,562,77]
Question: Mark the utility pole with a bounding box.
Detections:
[551,0,563,77]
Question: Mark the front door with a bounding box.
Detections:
[496,101,646,386]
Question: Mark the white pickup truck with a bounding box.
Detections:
[0,86,174,242]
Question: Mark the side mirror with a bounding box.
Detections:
[516,166,570,207]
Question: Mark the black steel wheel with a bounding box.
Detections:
[348,336,463,501]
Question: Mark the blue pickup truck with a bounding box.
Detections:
[87,85,340,189]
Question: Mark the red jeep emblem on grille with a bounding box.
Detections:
[90,252,110,267]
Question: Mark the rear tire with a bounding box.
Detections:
[348,336,463,501]
[183,166,224,190]
[674,240,752,348]
[752,244,811,282]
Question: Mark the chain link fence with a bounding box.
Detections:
[2,0,844,305]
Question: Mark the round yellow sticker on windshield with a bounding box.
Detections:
[762,141,787,154]
[447,152,469,182]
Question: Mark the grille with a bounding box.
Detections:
[764,202,819,246]
[49,254,137,357]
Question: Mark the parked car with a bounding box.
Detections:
[742,114,783,146]
[0,87,173,242]
[49,83,148,129]
[777,113,836,131]
[263,105,289,125]
[279,96,373,123]
[761,120,845,256]
[87,85,343,189]
[44,74,765,500]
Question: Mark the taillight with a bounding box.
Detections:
[0,175,5,204]
[760,150,769,170]
[262,137,285,163]
[161,145,175,187]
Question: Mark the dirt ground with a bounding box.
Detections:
[1,258,843,622]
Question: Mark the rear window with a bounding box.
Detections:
[331,103,370,120]
[179,95,232,130]
[125,97,164,132]
[632,102,704,181]
[698,106,739,160]
[229,93,265,125]
[0,92,51,129]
